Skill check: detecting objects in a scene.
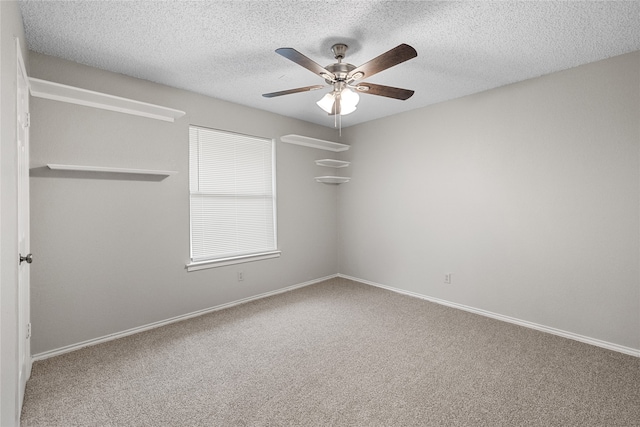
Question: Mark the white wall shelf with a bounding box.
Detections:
[315,159,350,168]
[47,164,177,177]
[315,176,351,184]
[29,78,186,122]
[281,134,350,152]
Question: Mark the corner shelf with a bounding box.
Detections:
[281,134,350,152]
[315,159,350,168]
[315,176,351,184]
[47,164,177,177]
[29,78,186,122]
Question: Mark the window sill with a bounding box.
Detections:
[186,250,281,272]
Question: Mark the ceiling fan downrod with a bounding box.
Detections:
[322,44,356,85]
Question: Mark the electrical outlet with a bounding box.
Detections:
[444,273,452,284]
[237,271,244,282]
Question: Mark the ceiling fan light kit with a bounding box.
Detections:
[316,85,360,115]
[263,42,417,126]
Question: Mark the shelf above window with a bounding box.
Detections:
[315,176,351,184]
[29,78,186,122]
[315,159,350,168]
[280,134,350,152]
[47,164,177,177]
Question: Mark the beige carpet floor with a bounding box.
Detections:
[21,277,640,426]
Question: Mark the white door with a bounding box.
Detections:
[16,38,31,410]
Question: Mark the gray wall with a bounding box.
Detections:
[339,52,640,350]
[1,1,29,424]
[28,49,640,356]
[28,52,340,355]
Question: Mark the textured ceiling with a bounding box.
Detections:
[18,1,640,129]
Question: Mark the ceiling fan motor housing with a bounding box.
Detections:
[324,62,356,84]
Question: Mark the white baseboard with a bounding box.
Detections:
[338,274,640,358]
[32,274,338,361]
[33,273,639,361]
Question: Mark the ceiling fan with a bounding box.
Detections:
[263,43,418,117]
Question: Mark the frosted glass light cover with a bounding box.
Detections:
[339,102,357,115]
[341,88,359,108]
[316,92,336,113]
[339,88,359,115]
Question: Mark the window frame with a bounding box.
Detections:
[186,125,280,272]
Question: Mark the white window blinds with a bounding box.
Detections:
[189,126,277,264]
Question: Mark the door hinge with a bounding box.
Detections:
[23,112,30,128]
[26,323,31,340]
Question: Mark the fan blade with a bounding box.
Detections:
[347,44,417,82]
[354,83,414,100]
[276,48,336,81]
[262,85,325,98]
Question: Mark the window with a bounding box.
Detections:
[187,126,279,271]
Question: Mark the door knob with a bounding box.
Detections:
[19,253,33,264]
